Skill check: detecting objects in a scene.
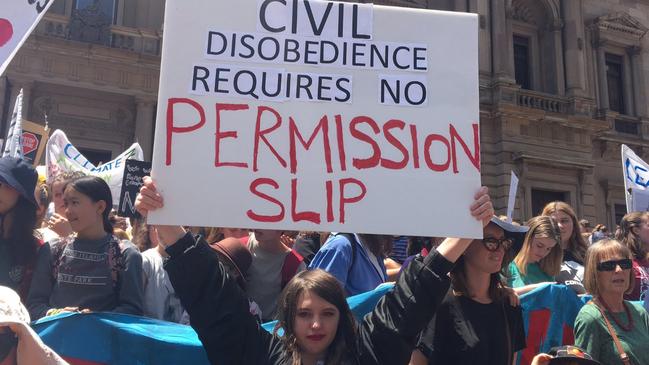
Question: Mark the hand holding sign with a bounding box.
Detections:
[135,176,186,248]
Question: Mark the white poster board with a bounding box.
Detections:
[149,0,481,238]
[622,144,649,213]
[506,171,519,223]
[632,188,649,212]
[1,0,55,76]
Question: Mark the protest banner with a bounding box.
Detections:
[1,0,56,76]
[631,188,649,212]
[46,129,144,206]
[149,0,481,238]
[118,160,152,218]
[507,171,519,223]
[2,88,23,158]
[21,120,49,165]
[622,144,649,213]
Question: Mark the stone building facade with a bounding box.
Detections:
[1,0,648,228]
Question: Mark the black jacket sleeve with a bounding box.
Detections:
[357,250,453,365]
[163,233,283,365]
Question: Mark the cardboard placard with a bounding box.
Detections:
[118,160,152,218]
[149,0,482,238]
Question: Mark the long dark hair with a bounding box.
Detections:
[65,176,113,234]
[275,269,357,365]
[4,196,39,266]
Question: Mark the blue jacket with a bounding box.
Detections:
[309,234,387,296]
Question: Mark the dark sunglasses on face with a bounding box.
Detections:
[481,237,513,252]
[596,259,633,272]
[0,330,18,363]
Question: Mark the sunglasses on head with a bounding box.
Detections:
[481,237,513,252]
[596,259,633,272]
[0,330,17,363]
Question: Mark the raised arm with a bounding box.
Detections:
[357,187,493,364]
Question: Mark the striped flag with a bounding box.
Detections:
[2,88,23,158]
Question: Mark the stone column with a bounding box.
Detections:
[594,40,609,111]
[627,46,646,117]
[562,0,587,97]
[454,0,466,12]
[134,97,156,161]
[551,21,566,96]
[491,0,515,81]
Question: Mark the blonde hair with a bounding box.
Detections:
[514,216,563,277]
[583,239,635,297]
[615,212,649,261]
[541,202,588,263]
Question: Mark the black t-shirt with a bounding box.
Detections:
[417,289,526,365]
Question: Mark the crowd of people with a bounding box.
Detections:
[1,155,649,364]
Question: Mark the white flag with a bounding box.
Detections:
[621,144,649,213]
[1,1,56,76]
[506,171,519,223]
[2,88,23,158]
[46,129,144,207]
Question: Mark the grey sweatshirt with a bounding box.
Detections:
[27,234,144,320]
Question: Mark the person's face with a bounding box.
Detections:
[0,182,19,215]
[293,290,339,361]
[222,228,249,239]
[550,211,573,246]
[52,181,66,214]
[63,187,105,235]
[253,229,282,246]
[529,236,557,263]
[0,328,17,365]
[464,224,507,274]
[597,253,631,296]
[634,216,649,247]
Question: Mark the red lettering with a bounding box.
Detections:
[335,114,347,171]
[450,123,480,173]
[166,98,205,165]
[289,115,333,174]
[247,178,285,222]
[410,124,420,169]
[350,116,381,169]
[254,106,287,172]
[326,180,334,223]
[423,133,451,172]
[215,103,249,168]
[291,178,321,223]
[339,178,367,224]
[381,119,408,169]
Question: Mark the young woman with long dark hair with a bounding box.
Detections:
[135,176,495,365]
[27,176,143,320]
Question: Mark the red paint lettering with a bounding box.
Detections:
[339,178,366,223]
[166,98,205,165]
[326,179,334,222]
[289,115,333,174]
[215,103,249,168]
[450,123,480,173]
[381,119,408,169]
[423,133,451,172]
[290,178,321,223]
[254,106,287,172]
[335,114,347,171]
[410,124,420,169]
[247,178,285,222]
[349,116,381,169]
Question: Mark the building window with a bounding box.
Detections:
[614,119,639,135]
[69,0,117,45]
[614,204,626,227]
[74,0,117,24]
[531,189,567,216]
[606,53,625,114]
[513,35,532,90]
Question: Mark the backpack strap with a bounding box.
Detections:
[334,233,358,279]
[587,300,632,365]
[281,250,304,288]
[50,235,75,283]
[107,236,127,291]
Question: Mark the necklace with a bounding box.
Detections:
[597,297,634,332]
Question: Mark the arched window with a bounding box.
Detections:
[69,0,118,45]
[510,0,564,95]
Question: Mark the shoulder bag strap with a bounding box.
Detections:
[588,300,631,365]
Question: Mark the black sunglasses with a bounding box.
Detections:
[481,237,513,252]
[0,330,18,363]
[597,259,633,272]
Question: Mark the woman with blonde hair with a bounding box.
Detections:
[615,212,649,301]
[575,239,649,365]
[508,216,563,295]
[542,202,589,294]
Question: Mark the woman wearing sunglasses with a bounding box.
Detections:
[574,239,649,365]
[508,216,563,295]
[615,212,649,301]
[410,217,528,365]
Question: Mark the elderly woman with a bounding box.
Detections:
[574,239,649,365]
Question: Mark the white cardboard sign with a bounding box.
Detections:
[149,0,482,238]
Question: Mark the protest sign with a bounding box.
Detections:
[118,160,152,218]
[507,171,519,223]
[631,188,649,212]
[21,120,49,165]
[1,0,56,76]
[2,88,23,158]
[622,144,649,213]
[149,0,481,238]
[46,129,144,206]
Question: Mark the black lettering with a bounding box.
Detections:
[369,44,388,69]
[192,66,210,92]
[259,0,287,33]
[352,5,371,39]
[393,46,410,70]
[320,41,338,64]
[238,34,255,59]
[405,81,426,105]
[304,41,319,65]
[261,72,283,97]
[304,0,333,36]
[380,79,400,103]
[258,37,281,61]
[352,43,366,67]
[296,74,314,99]
[291,0,299,34]
[337,3,344,38]
[317,76,333,101]
[207,31,227,55]
[413,47,427,71]
[335,78,351,102]
[284,39,300,62]
[214,68,230,93]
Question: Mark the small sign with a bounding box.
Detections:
[118,160,152,218]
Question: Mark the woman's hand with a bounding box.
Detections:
[503,287,520,307]
[531,353,552,365]
[47,213,73,237]
[135,176,186,248]
[470,186,494,227]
